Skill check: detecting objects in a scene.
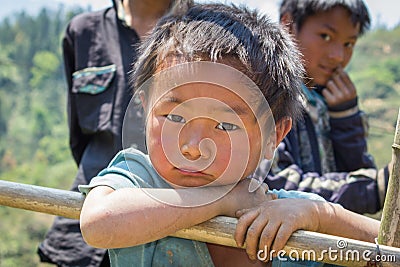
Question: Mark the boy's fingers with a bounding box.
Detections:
[325,68,357,106]
[332,72,357,100]
[266,193,278,201]
[331,74,348,95]
[324,78,355,106]
[326,79,343,100]
[337,68,350,84]
[234,208,260,247]
[257,221,281,261]
[336,67,354,90]
[235,208,250,218]
[269,223,293,256]
[244,214,270,260]
[322,82,335,104]
[338,71,357,96]
[322,89,336,107]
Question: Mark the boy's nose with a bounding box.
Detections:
[180,143,202,160]
[328,44,345,63]
[179,119,213,160]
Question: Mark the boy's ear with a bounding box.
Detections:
[280,13,296,35]
[263,117,292,160]
[276,117,292,144]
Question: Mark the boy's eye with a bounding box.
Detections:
[320,33,331,41]
[166,114,186,123]
[344,42,355,49]
[216,122,239,131]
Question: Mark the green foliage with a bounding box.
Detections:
[0,207,54,267]
[0,6,83,266]
[30,50,60,88]
[347,25,400,168]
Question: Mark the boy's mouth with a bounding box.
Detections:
[176,167,207,176]
[319,64,336,76]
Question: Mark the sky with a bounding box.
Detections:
[0,0,399,29]
[238,0,400,28]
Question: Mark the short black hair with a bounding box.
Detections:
[131,3,305,123]
[279,0,371,35]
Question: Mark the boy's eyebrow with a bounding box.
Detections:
[161,96,181,104]
[219,103,250,116]
[323,24,358,39]
[161,96,251,116]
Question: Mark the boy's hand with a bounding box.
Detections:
[220,179,275,217]
[322,66,357,108]
[234,198,320,261]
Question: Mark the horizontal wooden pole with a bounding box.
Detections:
[1,179,400,266]
[0,179,83,218]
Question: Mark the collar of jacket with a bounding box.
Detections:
[301,84,325,107]
[112,0,130,27]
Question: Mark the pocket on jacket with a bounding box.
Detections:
[72,64,116,134]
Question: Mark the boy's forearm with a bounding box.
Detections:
[80,186,227,249]
[317,201,379,242]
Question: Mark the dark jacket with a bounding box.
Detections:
[264,103,383,214]
[38,3,145,266]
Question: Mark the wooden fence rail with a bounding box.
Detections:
[1,179,399,266]
[378,108,400,247]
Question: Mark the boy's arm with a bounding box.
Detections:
[264,141,384,214]
[80,179,271,249]
[234,198,380,261]
[329,110,375,171]
[322,67,375,171]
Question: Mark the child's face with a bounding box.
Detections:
[293,6,360,87]
[143,62,273,188]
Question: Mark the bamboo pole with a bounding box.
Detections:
[1,180,400,266]
[378,107,400,248]
[0,180,83,218]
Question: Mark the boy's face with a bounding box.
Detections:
[146,82,265,187]
[140,61,278,188]
[291,6,360,87]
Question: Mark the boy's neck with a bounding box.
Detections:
[123,0,172,38]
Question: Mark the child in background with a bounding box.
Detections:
[263,0,389,215]
[78,3,380,266]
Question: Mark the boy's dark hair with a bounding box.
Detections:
[131,3,305,123]
[279,0,371,35]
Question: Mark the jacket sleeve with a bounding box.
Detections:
[264,141,382,214]
[329,111,376,171]
[63,22,89,165]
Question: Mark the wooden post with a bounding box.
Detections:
[378,108,400,248]
[1,179,400,266]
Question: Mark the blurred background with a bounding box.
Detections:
[0,0,398,266]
